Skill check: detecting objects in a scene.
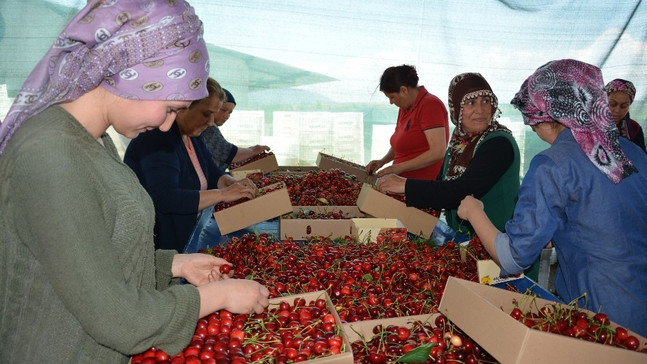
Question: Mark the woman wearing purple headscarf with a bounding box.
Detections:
[605,78,646,152]
[0,1,269,363]
[457,59,647,337]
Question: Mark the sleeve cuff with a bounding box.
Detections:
[495,232,524,275]
[155,249,178,290]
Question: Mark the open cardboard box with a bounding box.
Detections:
[316,152,377,185]
[279,206,365,240]
[438,277,647,364]
[343,313,438,344]
[459,241,523,285]
[229,152,279,174]
[230,168,263,180]
[356,183,438,238]
[213,181,292,235]
[268,290,354,363]
[351,218,405,243]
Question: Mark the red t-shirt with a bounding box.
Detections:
[390,86,449,180]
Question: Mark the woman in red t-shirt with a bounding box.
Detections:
[366,64,449,180]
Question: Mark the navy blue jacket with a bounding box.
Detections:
[124,123,224,251]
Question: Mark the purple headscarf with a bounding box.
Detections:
[511,59,637,184]
[0,0,210,155]
[604,78,636,104]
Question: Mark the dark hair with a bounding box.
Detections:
[189,77,225,108]
[379,65,419,93]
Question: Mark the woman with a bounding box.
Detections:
[377,72,520,239]
[604,78,646,151]
[366,64,449,180]
[125,78,257,252]
[202,88,271,170]
[458,59,647,337]
[0,2,269,363]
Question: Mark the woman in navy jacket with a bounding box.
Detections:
[125,78,256,252]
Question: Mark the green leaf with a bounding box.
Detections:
[396,343,436,363]
[316,197,330,205]
[362,273,373,282]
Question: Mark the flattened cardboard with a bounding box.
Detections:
[316,152,377,185]
[356,183,438,238]
[439,277,647,364]
[213,182,292,235]
[229,153,279,174]
[269,291,353,363]
[279,206,365,240]
[351,218,405,243]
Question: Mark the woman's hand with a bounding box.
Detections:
[376,173,406,194]
[366,160,384,175]
[198,279,270,317]
[252,145,270,155]
[457,195,484,221]
[219,182,256,202]
[172,253,233,286]
[235,178,258,194]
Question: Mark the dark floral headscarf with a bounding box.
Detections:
[445,72,511,180]
[511,59,637,184]
[604,78,636,104]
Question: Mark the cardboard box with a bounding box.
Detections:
[356,183,438,238]
[342,313,438,343]
[459,241,523,285]
[213,182,293,235]
[316,152,377,185]
[279,206,365,240]
[229,152,279,174]
[269,291,353,363]
[439,277,647,364]
[351,218,405,243]
[230,168,263,180]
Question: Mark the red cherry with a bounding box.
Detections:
[219,264,232,274]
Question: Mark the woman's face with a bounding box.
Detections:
[608,91,631,125]
[176,94,223,137]
[383,86,414,109]
[110,98,190,138]
[461,96,493,134]
[215,102,236,127]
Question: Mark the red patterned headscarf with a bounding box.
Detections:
[0,0,209,155]
[511,59,637,184]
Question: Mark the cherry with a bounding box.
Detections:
[219,264,231,274]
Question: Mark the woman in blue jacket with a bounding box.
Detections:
[458,59,647,337]
[125,78,256,252]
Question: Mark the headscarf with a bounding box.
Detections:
[223,88,236,105]
[511,59,637,184]
[605,78,637,140]
[445,72,512,180]
[0,0,210,155]
[604,78,636,104]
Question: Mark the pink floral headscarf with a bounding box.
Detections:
[511,59,637,184]
[604,78,636,104]
[0,0,210,155]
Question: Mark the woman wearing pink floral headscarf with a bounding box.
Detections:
[0,1,268,363]
[605,78,646,152]
[457,59,647,337]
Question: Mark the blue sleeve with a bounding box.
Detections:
[496,154,563,273]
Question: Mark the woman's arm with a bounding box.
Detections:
[404,136,514,209]
[377,128,446,177]
[231,145,271,164]
[366,147,395,175]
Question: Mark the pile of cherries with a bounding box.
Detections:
[203,229,478,322]
[383,191,440,218]
[350,314,495,364]
[255,168,363,206]
[283,208,352,220]
[229,151,275,170]
[132,296,346,364]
